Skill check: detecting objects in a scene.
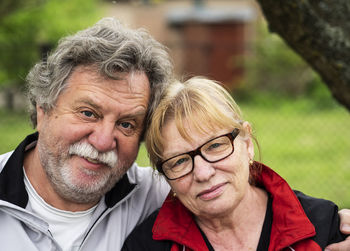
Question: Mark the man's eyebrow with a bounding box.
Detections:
[121,109,147,119]
[74,98,101,110]
[74,97,147,119]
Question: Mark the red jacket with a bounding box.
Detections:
[123,163,345,251]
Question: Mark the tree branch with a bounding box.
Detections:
[257,0,350,110]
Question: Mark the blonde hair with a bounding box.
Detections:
[146,76,248,168]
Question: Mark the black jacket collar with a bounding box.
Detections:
[0,132,135,208]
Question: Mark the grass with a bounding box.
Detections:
[1,99,349,208]
[240,98,350,208]
[0,109,35,154]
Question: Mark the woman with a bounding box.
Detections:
[122,77,346,250]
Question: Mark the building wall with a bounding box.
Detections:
[106,0,260,89]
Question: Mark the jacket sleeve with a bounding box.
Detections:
[294,190,346,248]
[119,164,170,244]
[121,210,172,251]
[126,164,170,224]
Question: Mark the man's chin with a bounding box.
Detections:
[55,181,109,205]
[56,160,129,204]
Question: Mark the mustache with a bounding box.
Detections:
[68,141,118,168]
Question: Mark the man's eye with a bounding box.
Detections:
[118,120,137,136]
[81,111,95,118]
[120,122,132,129]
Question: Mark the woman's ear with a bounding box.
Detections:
[242,121,255,160]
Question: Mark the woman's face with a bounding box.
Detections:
[161,121,254,218]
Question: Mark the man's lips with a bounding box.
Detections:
[76,155,107,170]
[197,183,227,200]
[85,156,102,164]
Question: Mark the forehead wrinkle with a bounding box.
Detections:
[72,66,149,98]
[68,85,147,122]
[64,67,149,121]
[73,81,147,108]
[99,70,147,93]
[126,71,143,92]
[74,97,101,110]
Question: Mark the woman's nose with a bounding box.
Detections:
[192,155,215,182]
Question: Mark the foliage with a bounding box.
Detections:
[0,0,102,88]
[239,21,334,108]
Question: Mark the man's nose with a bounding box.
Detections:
[193,155,215,182]
[88,122,117,152]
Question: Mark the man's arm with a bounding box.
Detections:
[325,209,350,251]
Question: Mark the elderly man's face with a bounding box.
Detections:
[36,66,150,204]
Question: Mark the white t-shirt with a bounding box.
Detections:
[24,169,97,251]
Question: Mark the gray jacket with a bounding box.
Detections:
[0,133,170,251]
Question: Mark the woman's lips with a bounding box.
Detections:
[197,183,227,201]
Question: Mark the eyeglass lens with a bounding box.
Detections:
[162,135,233,180]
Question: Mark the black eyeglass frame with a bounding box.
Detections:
[156,128,240,180]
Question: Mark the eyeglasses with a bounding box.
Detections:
[157,128,240,180]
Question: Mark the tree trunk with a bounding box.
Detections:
[257,0,350,110]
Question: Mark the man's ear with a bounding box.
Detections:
[242,121,255,160]
[36,105,45,132]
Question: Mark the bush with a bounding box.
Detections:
[238,21,337,110]
[0,0,102,89]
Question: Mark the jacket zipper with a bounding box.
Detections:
[78,184,139,250]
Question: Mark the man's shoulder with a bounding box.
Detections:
[122,209,173,251]
[126,163,165,186]
[0,133,37,173]
[0,151,14,172]
[294,190,345,245]
[130,208,159,233]
[124,163,169,210]
[294,190,338,217]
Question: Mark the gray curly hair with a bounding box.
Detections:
[26,17,173,129]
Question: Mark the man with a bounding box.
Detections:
[0,17,172,251]
[0,17,349,251]
[326,209,350,251]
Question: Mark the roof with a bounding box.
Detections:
[167,6,256,25]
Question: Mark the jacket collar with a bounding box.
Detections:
[152,163,316,250]
[0,133,135,208]
[256,163,316,250]
[0,133,37,207]
[152,196,208,250]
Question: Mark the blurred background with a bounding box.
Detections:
[1,0,349,208]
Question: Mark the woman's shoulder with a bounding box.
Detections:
[122,209,172,251]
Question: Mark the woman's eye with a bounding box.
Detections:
[81,110,95,118]
[175,158,186,166]
[172,157,189,167]
[208,143,221,150]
